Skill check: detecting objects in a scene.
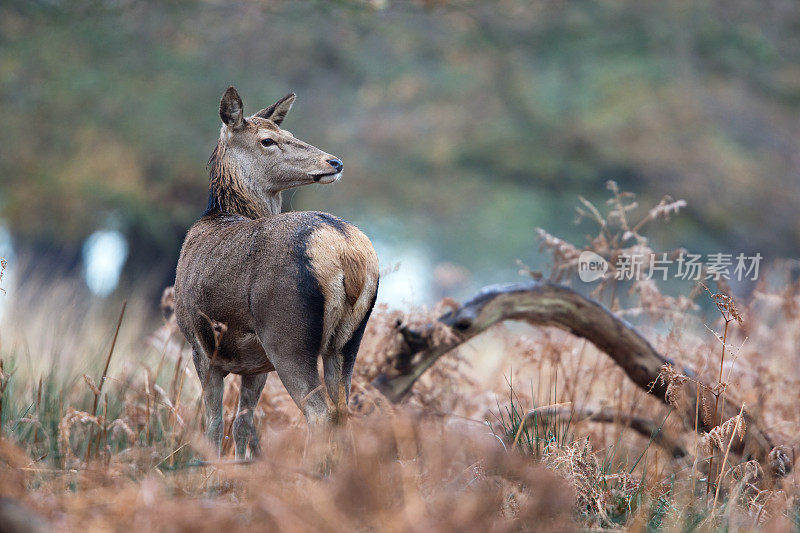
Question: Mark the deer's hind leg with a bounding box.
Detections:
[233,373,268,460]
[267,343,340,472]
[270,346,333,427]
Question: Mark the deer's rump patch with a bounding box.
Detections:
[300,215,379,352]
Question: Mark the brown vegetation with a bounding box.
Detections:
[0,186,799,530]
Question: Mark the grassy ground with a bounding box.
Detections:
[1,189,799,531]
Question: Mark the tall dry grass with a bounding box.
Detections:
[0,186,798,530]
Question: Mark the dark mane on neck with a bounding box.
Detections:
[203,141,264,219]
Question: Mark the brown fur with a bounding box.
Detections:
[341,229,376,306]
[207,142,265,220]
[174,87,379,458]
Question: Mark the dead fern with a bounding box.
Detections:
[658,364,690,408]
[700,412,746,456]
[536,181,692,313]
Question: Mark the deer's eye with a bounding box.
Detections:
[260,138,276,147]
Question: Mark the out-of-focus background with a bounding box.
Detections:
[1,0,799,308]
[3,5,800,528]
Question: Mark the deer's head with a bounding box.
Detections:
[207,87,343,218]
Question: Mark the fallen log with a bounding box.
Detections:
[371,281,787,472]
[529,406,688,459]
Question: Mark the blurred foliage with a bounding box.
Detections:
[1,0,799,292]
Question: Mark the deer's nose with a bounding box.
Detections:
[326,159,343,173]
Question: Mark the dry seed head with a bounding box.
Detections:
[648,197,687,222]
[701,390,714,427]
[58,408,102,460]
[82,374,101,396]
[575,196,606,227]
[701,283,744,325]
[107,419,136,444]
[658,364,689,407]
[714,293,744,325]
[605,180,638,231]
[153,384,174,409]
[535,228,577,255]
[535,228,584,280]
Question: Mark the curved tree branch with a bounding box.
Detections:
[528,406,688,459]
[371,281,786,471]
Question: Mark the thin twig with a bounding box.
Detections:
[154,442,190,470]
[86,300,126,462]
[94,300,127,414]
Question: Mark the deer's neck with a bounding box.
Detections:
[204,142,281,219]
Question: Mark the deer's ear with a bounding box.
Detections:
[253,93,296,125]
[220,86,244,129]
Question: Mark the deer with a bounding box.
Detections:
[174,87,379,460]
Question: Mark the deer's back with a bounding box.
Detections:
[174,211,379,374]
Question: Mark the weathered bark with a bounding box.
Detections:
[372,281,785,470]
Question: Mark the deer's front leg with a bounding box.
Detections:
[233,373,267,460]
[193,349,227,456]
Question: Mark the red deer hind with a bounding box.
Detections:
[174,87,379,459]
